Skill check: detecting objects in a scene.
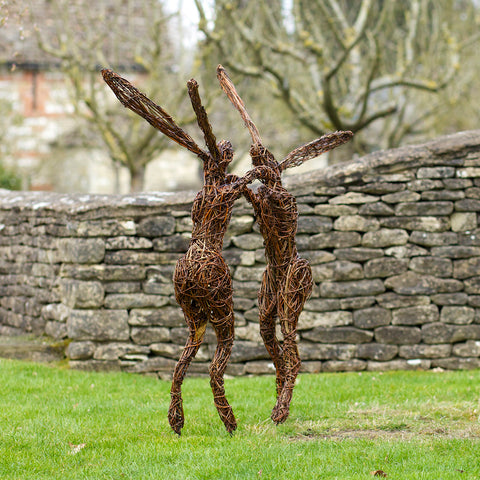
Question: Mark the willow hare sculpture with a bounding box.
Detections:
[103,69,276,435]
[217,65,353,424]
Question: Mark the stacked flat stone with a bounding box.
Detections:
[1,130,480,375]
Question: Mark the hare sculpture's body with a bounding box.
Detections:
[243,150,313,424]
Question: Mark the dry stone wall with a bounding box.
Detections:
[1,130,480,376]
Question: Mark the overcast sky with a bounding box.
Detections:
[164,0,210,46]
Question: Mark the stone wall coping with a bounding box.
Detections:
[1,130,479,215]
[0,189,196,217]
[285,130,480,190]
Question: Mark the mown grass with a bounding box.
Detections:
[1,359,479,479]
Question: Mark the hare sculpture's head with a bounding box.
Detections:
[217,140,234,173]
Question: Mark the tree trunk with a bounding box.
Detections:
[130,165,146,192]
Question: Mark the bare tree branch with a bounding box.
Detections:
[31,0,198,191]
[198,0,480,157]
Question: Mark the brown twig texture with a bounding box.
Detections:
[102,65,352,434]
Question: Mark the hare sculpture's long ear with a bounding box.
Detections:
[102,69,209,161]
[216,65,263,147]
[279,131,354,172]
[187,78,220,163]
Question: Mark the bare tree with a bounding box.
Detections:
[196,0,480,159]
[24,0,195,191]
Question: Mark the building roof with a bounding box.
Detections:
[1,0,163,70]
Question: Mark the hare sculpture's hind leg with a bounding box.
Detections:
[258,266,286,397]
[271,258,312,425]
[168,295,208,435]
[209,306,237,434]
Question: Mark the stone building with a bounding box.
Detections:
[0,0,203,193]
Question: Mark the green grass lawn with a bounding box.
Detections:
[1,359,479,479]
